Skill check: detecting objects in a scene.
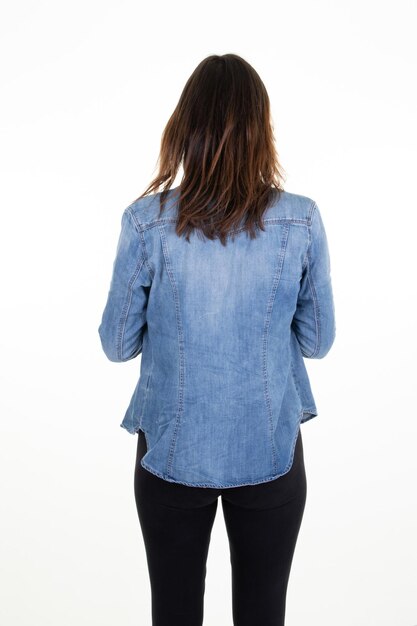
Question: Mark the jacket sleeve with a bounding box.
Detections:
[98,207,151,362]
[291,202,336,359]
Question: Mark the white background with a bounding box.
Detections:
[1,1,416,624]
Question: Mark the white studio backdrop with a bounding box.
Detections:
[1,1,416,625]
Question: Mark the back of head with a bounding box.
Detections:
[135,53,286,245]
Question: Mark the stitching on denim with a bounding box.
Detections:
[300,201,315,272]
[282,411,303,473]
[300,410,317,423]
[127,207,154,280]
[120,421,137,434]
[157,223,185,475]
[308,199,316,224]
[306,270,321,357]
[301,220,311,272]
[139,429,150,452]
[302,406,317,415]
[304,202,321,357]
[115,253,146,361]
[290,359,303,406]
[137,367,153,433]
[134,216,309,234]
[262,222,290,473]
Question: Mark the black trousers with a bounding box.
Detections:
[134,427,307,626]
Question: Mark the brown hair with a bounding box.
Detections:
[134,53,286,245]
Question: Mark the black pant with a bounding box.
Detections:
[134,427,307,626]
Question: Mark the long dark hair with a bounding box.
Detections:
[134,53,286,245]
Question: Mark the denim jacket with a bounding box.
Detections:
[98,187,336,488]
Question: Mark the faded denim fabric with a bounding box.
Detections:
[98,187,336,488]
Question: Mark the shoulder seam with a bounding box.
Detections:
[308,200,317,224]
[301,200,316,271]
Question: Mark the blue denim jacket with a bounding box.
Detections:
[98,187,336,488]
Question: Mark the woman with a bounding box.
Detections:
[98,53,336,626]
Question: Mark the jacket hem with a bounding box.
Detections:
[122,409,316,487]
[120,421,139,435]
[300,407,318,424]
[139,433,302,489]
